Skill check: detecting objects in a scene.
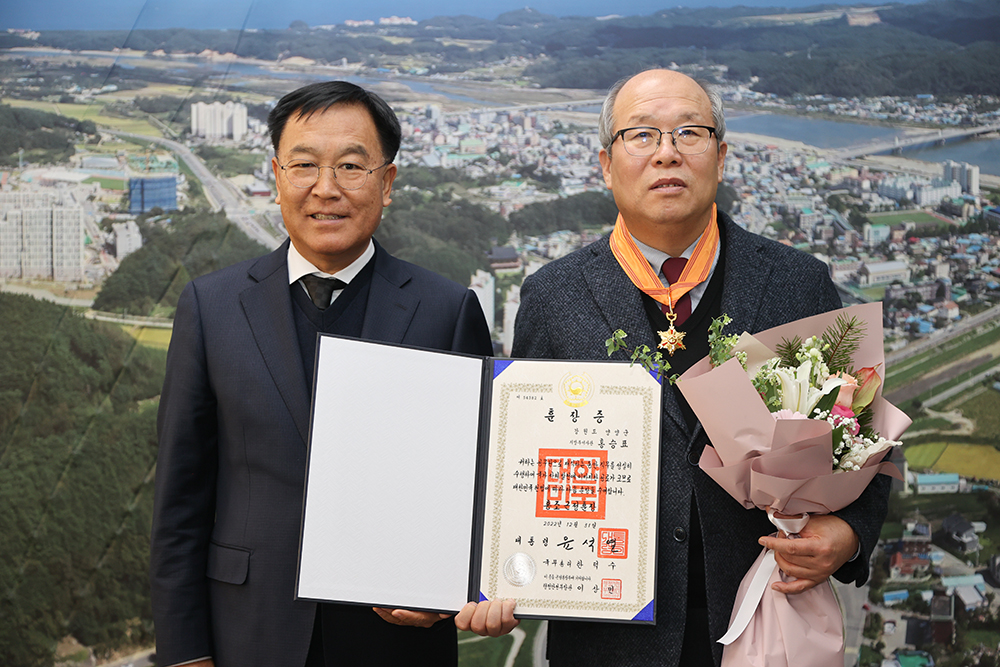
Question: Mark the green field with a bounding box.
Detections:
[956,388,1000,438]
[965,629,1000,651]
[122,326,172,350]
[83,176,126,190]
[904,442,948,469]
[885,321,1000,392]
[458,632,516,666]
[860,285,886,300]
[892,491,994,521]
[2,97,162,136]
[905,441,1000,481]
[907,416,956,432]
[867,210,945,227]
[934,443,1000,481]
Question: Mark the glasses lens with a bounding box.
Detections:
[285,163,319,187]
[621,128,661,156]
[334,165,368,190]
[673,126,712,155]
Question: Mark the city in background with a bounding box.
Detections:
[1,1,999,665]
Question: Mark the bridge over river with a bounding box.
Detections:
[830,122,1000,160]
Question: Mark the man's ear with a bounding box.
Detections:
[271,157,282,205]
[599,148,614,191]
[716,141,728,183]
[381,163,397,207]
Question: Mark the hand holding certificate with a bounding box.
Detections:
[296,336,662,624]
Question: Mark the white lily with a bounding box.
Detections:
[773,360,846,416]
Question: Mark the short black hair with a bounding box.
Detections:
[267,81,402,163]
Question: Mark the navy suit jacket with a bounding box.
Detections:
[150,240,493,667]
[512,213,891,667]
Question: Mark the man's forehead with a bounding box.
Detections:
[614,72,711,123]
[279,103,378,154]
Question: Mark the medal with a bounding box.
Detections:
[608,205,718,359]
[657,310,686,356]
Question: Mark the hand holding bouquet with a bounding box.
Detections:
[676,302,910,667]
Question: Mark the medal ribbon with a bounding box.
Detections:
[609,204,720,312]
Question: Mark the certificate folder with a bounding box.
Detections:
[297,335,661,624]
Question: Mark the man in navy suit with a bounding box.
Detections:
[151,81,493,667]
[457,70,889,666]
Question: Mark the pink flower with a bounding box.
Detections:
[831,404,855,419]
[831,404,860,435]
[772,409,810,420]
[830,372,859,408]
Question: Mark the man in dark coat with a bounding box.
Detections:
[151,81,493,667]
[457,69,889,666]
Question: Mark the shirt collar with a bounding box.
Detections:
[631,228,721,282]
[287,239,375,286]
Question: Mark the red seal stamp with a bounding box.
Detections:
[601,578,622,600]
[535,449,608,519]
[597,528,628,559]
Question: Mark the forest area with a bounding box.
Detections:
[0,294,166,665]
[0,104,98,166]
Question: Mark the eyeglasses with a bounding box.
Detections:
[611,125,717,157]
[276,159,391,190]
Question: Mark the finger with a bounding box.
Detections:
[472,600,495,635]
[454,602,477,632]
[762,535,821,559]
[486,598,506,637]
[772,576,822,594]
[772,554,818,581]
[372,607,436,627]
[501,598,520,634]
[395,610,440,628]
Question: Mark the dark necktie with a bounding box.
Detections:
[660,257,692,326]
[300,274,346,310]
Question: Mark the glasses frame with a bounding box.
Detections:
[611,125,717,157]
[276,158,391,190]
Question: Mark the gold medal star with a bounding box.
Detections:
[657,326,686,356]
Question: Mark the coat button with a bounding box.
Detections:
[673,527,687,542]
[688,447,701,466]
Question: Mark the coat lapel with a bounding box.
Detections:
[719,218,772,334]
[240,241,312,446]
[585,240,690,436]
[360,242,419,344]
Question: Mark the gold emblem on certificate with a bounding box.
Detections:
[559,372,594,407]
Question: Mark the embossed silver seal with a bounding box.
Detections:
[503,552,536,587]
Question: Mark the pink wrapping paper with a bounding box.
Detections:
[676,302,910,667]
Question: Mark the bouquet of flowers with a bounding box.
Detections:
[675,302,910,667]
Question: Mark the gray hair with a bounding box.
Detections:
[598,71,727,152]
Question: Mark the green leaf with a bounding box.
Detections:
[775,336,803,368]
[821,314,865,373]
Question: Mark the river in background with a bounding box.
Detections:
[728,113,1000,176]
[728,113,906,149]
[6,48,1000,175]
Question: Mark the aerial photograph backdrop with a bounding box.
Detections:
[1,0,999,665]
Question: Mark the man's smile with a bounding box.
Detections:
[651,178,686,190]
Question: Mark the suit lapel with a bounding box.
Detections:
[360,243,419,344]
[719,218,772,334]
[586,240,690,436]
[240,242,312,446]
